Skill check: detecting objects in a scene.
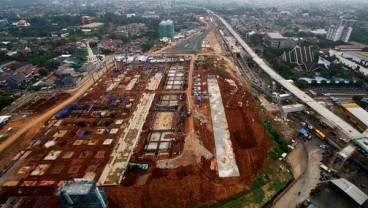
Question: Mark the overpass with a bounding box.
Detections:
[210,10,365,141]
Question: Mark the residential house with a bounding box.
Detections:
[116,23,148,37]
[16,64,34,80]
[55,76,78,87]
[40,76,55,87]
[99,39,123,52]
[81,16,94,25]
[55,66,76,77]
[6,73,27,89]
[14,20,30,27]
[51,30,70,38]
[0,73,10,87]
[0,61,18,71]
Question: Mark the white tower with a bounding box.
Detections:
[86,41,98,63]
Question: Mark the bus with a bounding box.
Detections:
[315,129,326,140]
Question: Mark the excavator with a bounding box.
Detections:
[128,163,148,171]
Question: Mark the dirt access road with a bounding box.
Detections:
[0,58,113,161]
[274,139,323,208]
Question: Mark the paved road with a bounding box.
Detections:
[164,23,213,54]
[211,11,364,141]
[275,139,323,208]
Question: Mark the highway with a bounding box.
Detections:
[164,22,214,54]
[210,11,365,141]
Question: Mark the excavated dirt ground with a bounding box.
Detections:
[106,59,272,208]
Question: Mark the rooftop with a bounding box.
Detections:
[160,20,174,25]
[266,32,285,39]
[80,22,104,29]
[57,178,94,196]
[331,178,368,205]
[353,137,368,154]
[341,103,368,127]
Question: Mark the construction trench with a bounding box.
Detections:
[0,54,272,207]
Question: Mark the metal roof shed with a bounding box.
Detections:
[331,178,368,205]
[354,137,368,155]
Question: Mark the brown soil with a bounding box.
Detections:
[106,58,272,208]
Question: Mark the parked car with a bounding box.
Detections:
[320,144,329,150]
[339,137,348,144]
[330,130,338,136]
[307,124,314,130]
[319,121,328,129]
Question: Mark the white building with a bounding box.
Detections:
[263,32,296,48]
[311,29,327,36]
[141,12,160,19]
[126,13,135,18]
[341,27,353,42]
[326,24,352,42]
[326,26,345,41]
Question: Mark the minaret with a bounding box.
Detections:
[87,41,98,63]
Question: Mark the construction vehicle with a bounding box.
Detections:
[128,163,148,171]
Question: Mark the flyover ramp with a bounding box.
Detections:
[212,11,364,140]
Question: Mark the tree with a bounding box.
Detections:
[249,34,263,46]
[100,48,113,55]
[28,85,43,91]
[41,61,60,71]
[38,68,49,77]
[353,95,363,103]
[141,39,155,52]
[356,80,364,87]
[296,80,308,89]
[0,96,13,111]
[350,28,368,45]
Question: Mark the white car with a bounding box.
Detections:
[307,124,314,130]
[320,144,329,150]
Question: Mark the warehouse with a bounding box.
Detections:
[340,103,368,131]
[330,178,368,206]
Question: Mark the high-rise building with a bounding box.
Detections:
[56,178,108,208]
[341,27,353,42]
[159,20,175,38]
[326,19,355,43]
[326,26,345,42]
[326,26,352,43]
[340,19,358,28]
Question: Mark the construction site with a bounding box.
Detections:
[0,53,272,207]
[0,23,273,207]
[104,54,273,207]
